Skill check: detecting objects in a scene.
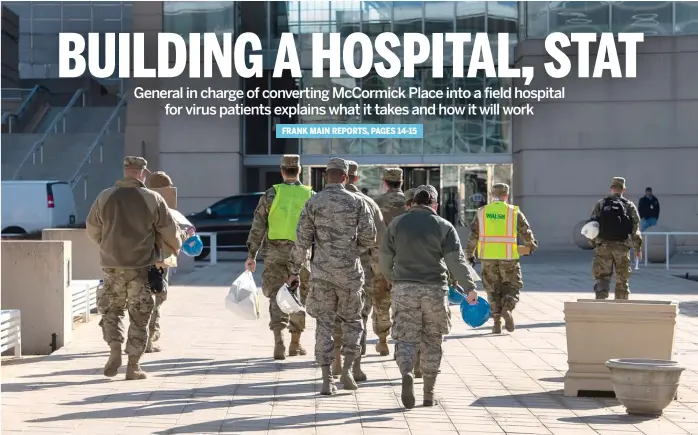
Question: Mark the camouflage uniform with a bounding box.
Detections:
[404,188,417,208]
[246,155,313,359]
[289,158,376,394]
[589,177,643,300]
[466,183,537,334]
[372,168,406,355]
[332,161,386,379]
[381,185,478,408]
[87,157,184,380]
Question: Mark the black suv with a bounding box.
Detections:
[187,193,263,260]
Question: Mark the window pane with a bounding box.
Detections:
[63,5,91,20]
[361,71,390,155]
[425,1,454,35]
[212,197,242,216]
[454,74,484,154]
[297,1,331,34]
[299,70,330,155]
[31,4,61,19]
[549,1,610,33]
[391,71,423,154]
[423,68,453,154]
[676,2,698,35]
[62,20,91,33]
[363,1,392,38]
[394,2,422,35]
[242,196,259,216]
[239,2,267,39]
[330,70,361,155]
[612,1,672,35]
[332,1,361,36]
[244,73,270,155]
[271,70,300,155]
[484,76,510,153]
[163,1,235,35]
[94,5,122,21]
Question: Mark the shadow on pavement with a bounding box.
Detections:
[471,391,616,411]
[558,414,658,425]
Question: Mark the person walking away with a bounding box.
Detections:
[331,161,386,381]
[466,183,537,334]
[288,158,376,395]
[87,157,186,380]
[380,185,478,409]
[590,177,643,300]
[372,168,406,356]
[144,170,177,353]
[638,187,660,231]
[246,155,314,360]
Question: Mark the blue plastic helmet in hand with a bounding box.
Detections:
[460,296,491,328]
[182,234,204,257]
[448,285,464,305]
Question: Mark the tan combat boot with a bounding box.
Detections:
[273,330,286,360]
[352,356,367,382]
[125,355,147,380]
[423,375,438,407]
[375,335,390,356]
[502,310,515,332]
[331,347,342,378]
[401,372,416,409]
[288,332,307,356]
[104,343,122,377]
[340,356,358,390]
[320,365,337,396]
[492,316,502,334]
[414,350,422,379]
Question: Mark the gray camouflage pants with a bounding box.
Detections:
[392,282,451,376]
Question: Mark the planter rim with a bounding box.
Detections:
[570,299,678,305]
[606,358,685,371]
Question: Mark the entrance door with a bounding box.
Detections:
[311,167,326,192]
[461,169,488,226]
[403,167,440,191]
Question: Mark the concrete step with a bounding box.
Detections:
[33,107,63,133]
[15,134,97,182]
[0,134,44,180]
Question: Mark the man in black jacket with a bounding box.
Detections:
[638,187,660,231]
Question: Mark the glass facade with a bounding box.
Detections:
[525,2,698,38]
[4,1,132,86]
[163,1,235,36]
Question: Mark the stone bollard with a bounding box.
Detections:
[573,220,594,250]
[645,225,677,263]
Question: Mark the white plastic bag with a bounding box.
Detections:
[225,270,261,320]
[276,283,305,314]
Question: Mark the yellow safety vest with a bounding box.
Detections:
[476,201,519,260]
[268,184,313,241]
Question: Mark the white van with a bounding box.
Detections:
[1,181,77,235]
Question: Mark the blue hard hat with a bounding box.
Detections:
[448,285,464,305]
[182,234,204,257]
[460,296,491,328]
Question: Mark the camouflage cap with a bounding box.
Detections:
[148,171,173,188]
[382,167,403,182]
[124,156,147,170]
[611,177,626,189]
[416,184,438,202]
[492,183,510,196]
[404,188,418,203]
[327,157,349,173]
[347,160,359,176]
[280,154,300,168]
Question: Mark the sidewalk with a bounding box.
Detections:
[3,257,698,435]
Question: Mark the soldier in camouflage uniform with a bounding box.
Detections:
[331,161,386,381]
[87,157,186,380]
[404,188,417,209]
[466,183,537,334]
[246,155,313,360]
[381,185,478,409]
[589,177,643,299]
[289,158,376,395]
[372,168,406,356]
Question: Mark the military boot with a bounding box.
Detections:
[145,340,161,353]
[502,310,515,332]
[288,332,307,356]
[320,365,337,396]
[414,350,422,379]
[375,335,389,356]
[423,375,438,407]
[331,347,342,378]
[352,356,367,382]
[492,316,502,334]
[340,356,358,390]
[401,372,416,409]
[125,355,147,380]
[273,330,286,360]
[104,343,122,377]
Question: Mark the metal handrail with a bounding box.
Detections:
[69,93,128,188]
[12,88,85,180]
[1,85,42,125]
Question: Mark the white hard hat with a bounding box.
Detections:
[581,221,600,240]
[276,283,305,314]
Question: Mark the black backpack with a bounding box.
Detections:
[597,196,633,241]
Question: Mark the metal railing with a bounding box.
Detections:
[0,309,22,357]
[1,85,44,130]
[643,231,698,271]
[12,88,85,180]
[197,232,219,265]
[69,93,128,189]
[71,280,100,323]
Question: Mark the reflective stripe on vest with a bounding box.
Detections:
[268,184,313,241]
[477,202,519,260]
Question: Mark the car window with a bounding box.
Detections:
[242,195,260,216]
[210,197,243,217]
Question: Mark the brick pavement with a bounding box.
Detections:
[3,254,698,435]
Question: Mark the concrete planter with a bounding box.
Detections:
[606,358,684,415]
[563,299,678,397]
